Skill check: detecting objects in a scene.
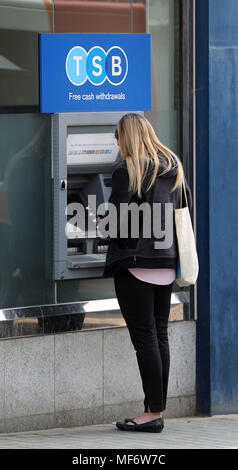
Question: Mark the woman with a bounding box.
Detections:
[97,113,192,433]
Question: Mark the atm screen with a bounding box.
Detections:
[67,132,119,166]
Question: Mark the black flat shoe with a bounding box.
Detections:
[116,417,164,433]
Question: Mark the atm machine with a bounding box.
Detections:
[53,112,143,280]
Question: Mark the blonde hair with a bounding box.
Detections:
[115,113,185,198]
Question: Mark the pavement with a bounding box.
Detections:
[0,414,237,449]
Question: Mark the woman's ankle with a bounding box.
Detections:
[150,412,162,417]
[147,408,162,417]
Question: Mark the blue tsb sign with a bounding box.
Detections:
[39,33,151,113]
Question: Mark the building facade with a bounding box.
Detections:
[0,0,236,433]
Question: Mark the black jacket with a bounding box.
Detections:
[101,153,192,278]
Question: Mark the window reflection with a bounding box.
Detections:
[0,0,186,313]
[53,0,145,33]
[145,0,182,157]
[0,0,52,108]
[0,113,53,308]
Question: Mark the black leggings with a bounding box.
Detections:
[114,269,173,413]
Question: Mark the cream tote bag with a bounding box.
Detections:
[175,177,199,287]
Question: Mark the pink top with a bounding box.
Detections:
[128,268,176,285]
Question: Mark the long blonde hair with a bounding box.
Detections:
[115,113,184,197]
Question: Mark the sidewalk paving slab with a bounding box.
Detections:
[0,415,237,449]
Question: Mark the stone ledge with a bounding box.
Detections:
[0,395,196,434]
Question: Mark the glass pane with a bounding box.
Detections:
[53,0,134,33]
[145,0,182,157]
[0,113,53,308]
[0,2,54,309]
[57,278,116,302]
[0,0,190,321]
[0,0,53,109]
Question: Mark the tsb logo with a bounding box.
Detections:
[66,46,128,86]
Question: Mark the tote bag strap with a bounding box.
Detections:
[180,172,189,209]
